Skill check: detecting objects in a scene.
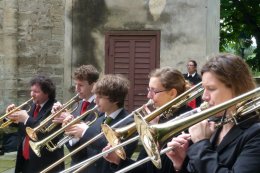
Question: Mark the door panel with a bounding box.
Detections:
[105,31,160,111]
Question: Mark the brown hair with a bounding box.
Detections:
[149,67,188,96]
[92,74,130,108]
[73,65,99,84]
[188,60,198,67]
[201,53,256,96]
[30,75,56,100]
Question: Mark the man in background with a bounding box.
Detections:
[183,59,202,108]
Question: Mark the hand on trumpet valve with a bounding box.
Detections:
[64,122,88,138]
[51,101,63,114]
[7,110,29,124]
[52,111,70,124]
[6,104,16,113]
[166,133,190,171]
[188,119,215,143]
[102,144,121,165]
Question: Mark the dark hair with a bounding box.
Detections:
[149,67,188,96]
[201,53,256,96]
[189,60,197,67]
[73,65,99,84]
[92,74,129,108]
[30,75,56,100]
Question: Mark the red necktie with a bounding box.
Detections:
[80,101,90,114]
[23,104,41,160]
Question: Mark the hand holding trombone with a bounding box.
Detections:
[59,82,204,173]
[117,87,260,173]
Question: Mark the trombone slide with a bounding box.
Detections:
[135,87,260,169]
[40,99,154,173]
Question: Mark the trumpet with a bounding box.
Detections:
[101,82,204,159]
[29,105,99,157]
[133,87,260,169]
[0,98,33,128]
[61,83,205,172]
[40,99,154,173]
[26,94,81,141]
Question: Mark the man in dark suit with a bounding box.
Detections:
[64,74,137,173]
[183,60,202,108]
[7,75,64,173]
[52,64,100,165]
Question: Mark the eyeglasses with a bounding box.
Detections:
[147,87,168,95]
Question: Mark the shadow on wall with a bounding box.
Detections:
[70,0,108,69]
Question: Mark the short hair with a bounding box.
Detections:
[73,65,99,84]
[201,53,256,96]
[188,60,197,67]
[92,74,130,108]
[149,67,188,96]
[30,75,56,100]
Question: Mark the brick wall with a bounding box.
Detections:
[0,0,65,112]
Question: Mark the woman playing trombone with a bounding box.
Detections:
[166,53,260,173]
[103,67,193,173]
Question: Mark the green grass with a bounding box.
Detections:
[0,147,71,173]
[0,152,16,173]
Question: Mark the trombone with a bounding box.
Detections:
[61,83,205,172]
[101,82,204,159]
[132,87,260,170]
[65,102,210,173]
[0,98,33,128]
[26,94,80,141]
[40,99,154,173]
[29,105,99,157]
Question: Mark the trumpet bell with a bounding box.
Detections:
[26,127,38,141]
[29,140,41,157]
[101,124,126,160]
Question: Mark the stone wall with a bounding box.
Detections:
[63,0,220,100]
[0,0,65,112]
[0,0,220,111]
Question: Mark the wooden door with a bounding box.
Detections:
[105,31,160,112]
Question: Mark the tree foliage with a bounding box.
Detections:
[220,0,260,71]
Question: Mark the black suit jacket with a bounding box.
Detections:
[74,108,137,173]
[65,99,102,164]
[71,99,97,121]
[182,112,260,173]
[183,72,202,107]
[111,105,191,173]
[15,99,65,173]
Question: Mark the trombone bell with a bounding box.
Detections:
[135,87,260,169]
[135,114,161,168]
[101,124,126,160]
